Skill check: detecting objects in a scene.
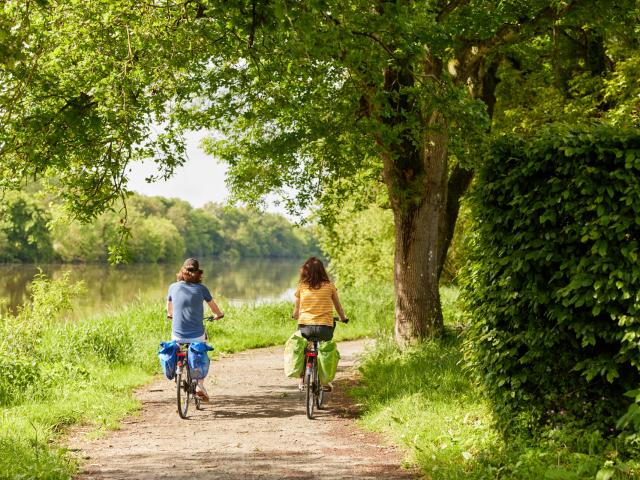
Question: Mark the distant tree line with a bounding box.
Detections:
[0,192,319,263]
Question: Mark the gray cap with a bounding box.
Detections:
[182,258,202,273]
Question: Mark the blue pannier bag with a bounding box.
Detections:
[188,342,214,379]
[158,341,179,380]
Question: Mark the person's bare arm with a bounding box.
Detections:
[292,297,300,320]
[331,290,347,321]
[207,299,224,318]
[166,300,173,318]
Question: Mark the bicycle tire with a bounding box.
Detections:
[176,370,190,419]
[194,378,203,410]
[314,359,325,409]
[316,385,325,409]
[305,361,315,419]
[195,390,202,410]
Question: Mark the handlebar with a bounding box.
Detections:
[290,315,349,323]
[167,315,224,321]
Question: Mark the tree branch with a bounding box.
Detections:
[248,0,256,48]
[322,12,397,59]
[350,30,397,58]
[468,0,583,54]
[455,0,583,88]
[437,0,471,22]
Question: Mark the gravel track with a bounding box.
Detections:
[68,339,415,479]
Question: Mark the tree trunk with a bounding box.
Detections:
[376,56,456,346]
[393,199,445,345]
[437,164,473,279]
[386,112,449,347]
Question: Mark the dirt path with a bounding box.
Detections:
[68,340,415,479]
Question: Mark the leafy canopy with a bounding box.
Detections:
[1,1,638,224]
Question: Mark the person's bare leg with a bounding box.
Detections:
[196,379,210,401]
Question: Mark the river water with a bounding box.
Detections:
[0,259,301,319]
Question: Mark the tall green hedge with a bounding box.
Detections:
[464,124,640,433]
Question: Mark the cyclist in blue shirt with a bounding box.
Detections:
[166,258,224,402]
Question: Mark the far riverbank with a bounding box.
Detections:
[0,258,301,318]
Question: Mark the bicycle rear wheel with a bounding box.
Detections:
[176,370,190,419]
[305,361,315,419]
[316,385,325,409]
[195,389,203,410]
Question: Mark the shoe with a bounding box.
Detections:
[195,385,210,402]
[322,383,333,392]
[298,382,305,392]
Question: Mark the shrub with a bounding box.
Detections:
[0,272,85,406]
[27,272,86,326]
[463,124,640,433]
[0,354,40,406]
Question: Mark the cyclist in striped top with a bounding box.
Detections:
[292,257,347,391]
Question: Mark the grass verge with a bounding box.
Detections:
[351,286,640,479]
[0,276,392,479]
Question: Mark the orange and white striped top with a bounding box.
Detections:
[295,282,336,327]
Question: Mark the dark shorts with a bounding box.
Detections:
[298,324,335,342]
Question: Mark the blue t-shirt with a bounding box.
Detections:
[167,281,213,340]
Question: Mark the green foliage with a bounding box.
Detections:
[464,124,640,434]
[4,0,634,221]
[74,322,136,364]
[352,287,640,479]
[319,196,468,285]
[442,203,471,283]
[0,0,218,220]
[0,272,86,406]
[0,273,85,405]
[3,0,637,346]
[494,7,640,133]
[126,214,185,263]
[200,203,320,260]
[0,191,54,262]
[320,203,394,286]
[27,272,86,324]
[3,191,318,263]
[0,434,74,480]
[0,356,40,406]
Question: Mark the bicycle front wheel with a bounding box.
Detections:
[176,371,190,419]
[305,361,316,419]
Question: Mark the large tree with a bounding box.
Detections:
[196,0,637,345]
[1,0,637,345]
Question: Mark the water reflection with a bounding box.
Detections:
[0,259,301,319]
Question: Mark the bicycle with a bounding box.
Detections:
[173,315,221,419]
[302,317,348,420]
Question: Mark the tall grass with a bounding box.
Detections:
[0,275,392,479]
[206,282,393,352]
[351,286,640,479]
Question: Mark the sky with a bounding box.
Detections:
[127,130,229,208]
[127,130,295,218]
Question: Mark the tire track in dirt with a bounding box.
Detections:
[68,340,415,479]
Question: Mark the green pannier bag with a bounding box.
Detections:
[318,340,340,384]
[283,331,307,378]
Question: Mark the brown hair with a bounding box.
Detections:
[299,257,330,289]
[177,258,203,283]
